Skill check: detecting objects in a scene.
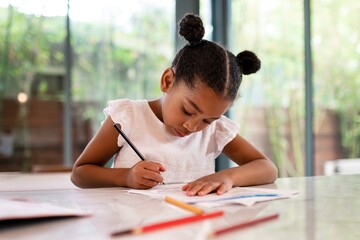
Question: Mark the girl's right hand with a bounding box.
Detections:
[125,161,166,189]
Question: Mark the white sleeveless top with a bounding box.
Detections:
[103,99,239,184]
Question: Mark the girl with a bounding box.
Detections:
[71,13,278,196]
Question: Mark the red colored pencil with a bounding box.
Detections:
[111,210,224,236]
[208,213,279,238]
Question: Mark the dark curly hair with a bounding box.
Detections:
[171,13,261,101]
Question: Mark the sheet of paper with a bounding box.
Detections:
[0,199,91,221]
[127,184,299,207]
[0,173,77,192]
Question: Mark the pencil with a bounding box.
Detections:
[165,196,204,215]
[186,193,280,204]
[208,213,279,238]
[111,210,224,237]
[113,123,145,160]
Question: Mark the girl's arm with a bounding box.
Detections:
[71,116,165,188]
[182,134,278,196]
[221,134,278,186]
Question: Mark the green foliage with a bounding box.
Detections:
[0,4,172,128]
[0,6,65,98]
[70,5,172,115]
[312,0,360,158]
[2,1,357,174]
[231,0,360,176]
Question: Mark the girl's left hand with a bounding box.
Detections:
[181,173,233,196]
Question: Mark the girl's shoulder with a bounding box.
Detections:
[104,98,149,114]
[103,98,148,135]
[211,116,240,153]
[214,115,239,132]
[105,98,146,108]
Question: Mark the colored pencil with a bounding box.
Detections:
[208,213,279,238]
[111,210,224,236]
[165,196,204,215]
[186,193,279,204]
[113,123,145,160]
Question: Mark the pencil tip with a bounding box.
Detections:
[111,229,132,237]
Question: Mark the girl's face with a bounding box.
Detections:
[158,68,232,137]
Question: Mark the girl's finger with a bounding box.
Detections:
[216,183,228,195]
[144,162,166,173]
[138,178,159,188]
[142,170,164,184]
[185,183,205,196]
[196,182,218,196]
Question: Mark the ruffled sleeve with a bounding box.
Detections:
[214,116,240,155]
[103,98,134,147]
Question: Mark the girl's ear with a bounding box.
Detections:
[160,68,176,92]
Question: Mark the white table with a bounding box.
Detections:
[0,173,359,240]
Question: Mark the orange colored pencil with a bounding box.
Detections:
[165,196,204,215]
[111,210,224,237]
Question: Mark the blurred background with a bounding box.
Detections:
[0,0,359,176]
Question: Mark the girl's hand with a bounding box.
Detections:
[126,161,166,189]
[181,173,233,196]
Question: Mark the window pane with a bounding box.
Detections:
[0,0,175,171]
[231,0,360,176]
[70,0,175,133]
[230,0,305,177]
[0,0,68,171]
[313,0,360,175]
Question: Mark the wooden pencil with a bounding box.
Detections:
[165,196,204,215]
[111,210,224,237]
[208,213,279,238]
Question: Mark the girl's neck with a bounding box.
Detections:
[148,99,163,122]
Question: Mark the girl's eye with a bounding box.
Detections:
[203,119,211,125]
[182,107,192,116]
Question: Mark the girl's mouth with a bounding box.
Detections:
[175,129,187,137]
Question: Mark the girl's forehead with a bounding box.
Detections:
[181,82,232,117]
[182,81,221,100]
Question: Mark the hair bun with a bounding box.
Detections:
[178,13,205,46]
[236,50,261,75]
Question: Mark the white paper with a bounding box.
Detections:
[0,173,77,192]
[128,184,299,207]
[0,199,91,221]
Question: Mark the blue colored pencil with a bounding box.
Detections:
[187,193,279,204]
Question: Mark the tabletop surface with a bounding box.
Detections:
[0,172,359,240]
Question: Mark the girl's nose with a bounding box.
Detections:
[183,119,201,132]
